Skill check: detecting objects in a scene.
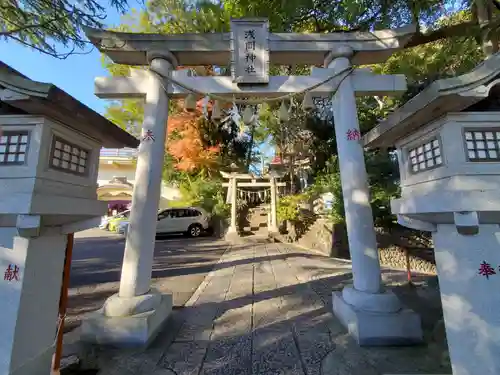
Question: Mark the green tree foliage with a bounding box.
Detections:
[169,175,230,217]
[304,151,399,227]
[208,0,448,32]
[375,10,485,106]
[365,151,400,227]
[105,99,143,136]
[305,156,344,223]
[300,9,487,227]
[277,193,308,222]
[0,0,128,58]
[4,0,500,60]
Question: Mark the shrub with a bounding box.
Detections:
[169,175,230,218]
[277,193,308,222]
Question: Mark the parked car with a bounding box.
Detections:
[100,210,131,231]
[100,211,123,230]
[117,207,210,237]
[99,216,110,230]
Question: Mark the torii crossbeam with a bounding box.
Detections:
[95,67,406,99]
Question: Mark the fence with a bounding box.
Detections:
[100,148,138,158]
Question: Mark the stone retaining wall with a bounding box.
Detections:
[294,217,336,256]
[210,216,229,238]
[287,217,437,275]
[379,246,437,274]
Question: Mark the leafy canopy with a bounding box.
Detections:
[4,0,500,60]
[0,0,129,58]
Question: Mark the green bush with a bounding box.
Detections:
[212,190,230,218]
[169,175,230,218]
[306,152,400,226]
[277,193,308,222]
[306,156,344,224]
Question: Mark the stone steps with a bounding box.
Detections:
[242,204,269,236]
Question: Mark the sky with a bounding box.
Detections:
[0,7,127,116]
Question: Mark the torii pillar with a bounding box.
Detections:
[327,46,422,345]
[81,51,176,346]
[226,173,239,240]
[269,176,279,233]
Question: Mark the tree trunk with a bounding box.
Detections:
[245,121,256,171]
[475,0,499,56]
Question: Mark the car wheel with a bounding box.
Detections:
[188,224,202,238]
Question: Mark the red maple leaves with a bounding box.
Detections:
[166,101,220,173]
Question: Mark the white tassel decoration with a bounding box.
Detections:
[242,106,254,125]
[184,94,197,111]
[279,100,289,122]
[212,100,222,120]
[201,96,210,119]
[302,92,315,111]
[229,102,242,125]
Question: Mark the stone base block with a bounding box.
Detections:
[80,293,172,347]
[332,291,423,346]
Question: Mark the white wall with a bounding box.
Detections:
[97,165,136,186]
[161,184,182,200]
[97,162,182,207]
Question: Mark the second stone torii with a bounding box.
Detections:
[81,18,421,347]
[221,171,286,237]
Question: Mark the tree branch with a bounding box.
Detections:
[0,0,126,58]
[6,32,94,59]
[0,12,74,36]
[405,20,482,48]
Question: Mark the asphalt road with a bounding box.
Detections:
[66,228,228,331]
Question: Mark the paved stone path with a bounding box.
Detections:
[96,241,450,375]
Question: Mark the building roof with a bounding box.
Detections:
[0,61,28,79]
[362,53,500,149]
[0,62,139,148]
[270,155,311,166]
[98,177,134,190]
[220,171,285,179]
[84,23,415,67]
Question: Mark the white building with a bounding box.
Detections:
[97,147,181,210]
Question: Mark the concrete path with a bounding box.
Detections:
[96,241,450,375]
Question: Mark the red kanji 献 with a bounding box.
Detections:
[478,261,496,279]
[4,264,20,281]
[346,129,361,141]
[142,130,155,142]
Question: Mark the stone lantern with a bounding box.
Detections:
[0,63,138,375]
[363,53,500,375]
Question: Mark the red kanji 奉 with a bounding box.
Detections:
[478,261,496,279]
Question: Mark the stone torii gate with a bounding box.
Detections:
[81,19,421,347]
[221,171,285,236]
